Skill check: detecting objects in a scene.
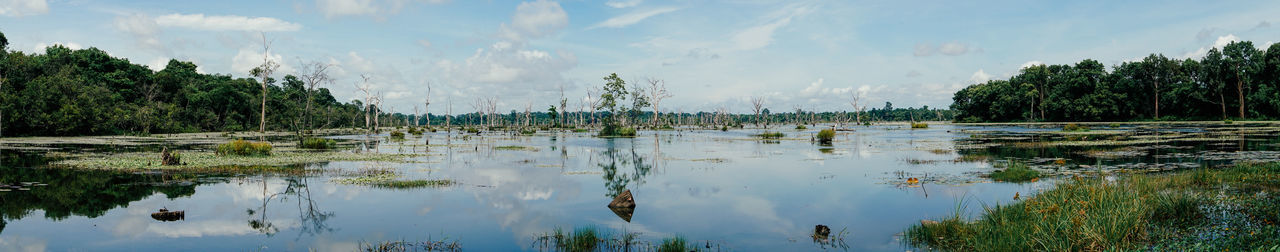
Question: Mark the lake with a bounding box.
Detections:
[2,123,1278,251]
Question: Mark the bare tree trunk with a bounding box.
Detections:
[1236,75,1245,119]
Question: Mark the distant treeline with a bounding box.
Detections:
[952,40,1280,122]
[0,33,366,136]
[0,31,950,137]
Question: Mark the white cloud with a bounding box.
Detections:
[605,0,642,8]
[1019,60,1044,69]
[1183,34,1240,59]
[231,47,294,77]
[937,42,970,56]
[34,41,83,52]
[915,42,972,57]
[316,0,378,18]
[730,5,811,51]
[498,0,568,42]
[156,14,301,31]
[314,0,448,19]
[588,7,679,29]
[147,57,170,71]
[113,13,169,53]
[416,39,432,48]
[435,41,577,98]
[969,69,991,84]
[0,0,48,17]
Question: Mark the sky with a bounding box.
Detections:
[1,0,1277,114]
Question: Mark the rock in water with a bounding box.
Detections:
[608,189,635,209]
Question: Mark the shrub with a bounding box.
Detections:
[990,162,1040,182]
[1063,123,1088,131]
[389,130,406,140]
[1225,119,1234,124]
[720,126,728,131]
[755,131,785,139]
[817,129,835,144]
[520,128,536,135]
[911,122,929,128]
[618,127,637,137]
[216,140,272,156]
[300,137,337,149]
[795,125,807,130]
[466,128,480,134]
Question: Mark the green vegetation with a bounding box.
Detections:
[389,130,405,140]
[817,129,835,144]
[658,236,690,252]
[215,140,272,156]
[1062,123,1088,131]
[493,145,536,151]
[908,162,1280,251]
[795,125,808,130]
[300,137,337,149]
[755,131,785,139]
[357,237,461,252]
[953,40,1280,122]
[533,226,717,252]
[52,151,422,171]
[911,122,929,128]
[989,162,1040,182]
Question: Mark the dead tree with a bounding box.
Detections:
[423,81,432,127]
[253,32,279,133]
[750,96,765,128]
[354,75,374,132]
[849,90,866,125]
[559,85,567,127]
[297,59,333,131]
[646,78,672,128]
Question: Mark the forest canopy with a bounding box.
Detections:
[951,40,1280,122]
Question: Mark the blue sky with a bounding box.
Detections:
[2,0,1277,114]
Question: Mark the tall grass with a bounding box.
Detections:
[907,162,1280,251]
[989,162,1040,182]
[300,137,337,149]
[215,140,272,156]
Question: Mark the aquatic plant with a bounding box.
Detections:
[493,145,536,151]
[53,151,423,171]
[1063,123,1089,132]
[911,122,929,128]
[755,131,785,139]
[795,125,808,130]
[817,129,835,144]
[907,162,1280,251]
[466,128,480,134]
[390,130,406,140]
[658,236,689,252]
[216,140,273,156]
[373,179,455,189]
[300,137,337,149]
[358,236,462,252]
[989,162,1040,182]
[520,128,536,135]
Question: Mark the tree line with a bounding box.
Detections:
[952,40,1280,122]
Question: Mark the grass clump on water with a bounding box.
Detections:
[911,122,929,129]
[907,162,1280,251]
[1063,123,1089,132]
[494,145,537,151]
[989,162,1040,182]
[754,131,785,139]
[534,226,718,252]
[658,236,690,252]
[389,130,406,140]
[300,137,337,149]
[795,125,808,130]
[216,140,272,156]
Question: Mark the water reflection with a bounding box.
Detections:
[598,139,653,198]
[243,173,334,237]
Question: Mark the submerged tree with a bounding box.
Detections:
[297,59,333,131]
[253,32,279,133]
[597,73,628,135]
[751,96,765,127]
[646,78,672,128]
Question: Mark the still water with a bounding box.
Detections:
[2,124,1277,251]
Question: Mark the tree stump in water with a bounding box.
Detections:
[608,189,635,209]
[813,225,831,240]
[160,147,180,166]
[151,208,185,221]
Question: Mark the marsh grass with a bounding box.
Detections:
[907,162,1280,251]
[795,125,808,130]
[533,226,717,252]
[52,151,423,171]
[911,122,929,129]
[1063,123,1089,132]
[754,131,785,139]
[494,145,538,151]
[390,130,407,140]
[989,162,1040,182]
[372,179,456,189]
[300,137,337,149]
[216,140,272,156]
[358,236,462,252]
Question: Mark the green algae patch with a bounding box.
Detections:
[51,151,425,171]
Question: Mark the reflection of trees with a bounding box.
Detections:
[0,168,195,225]
[244,172,334,237]
[599,139,653,198]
